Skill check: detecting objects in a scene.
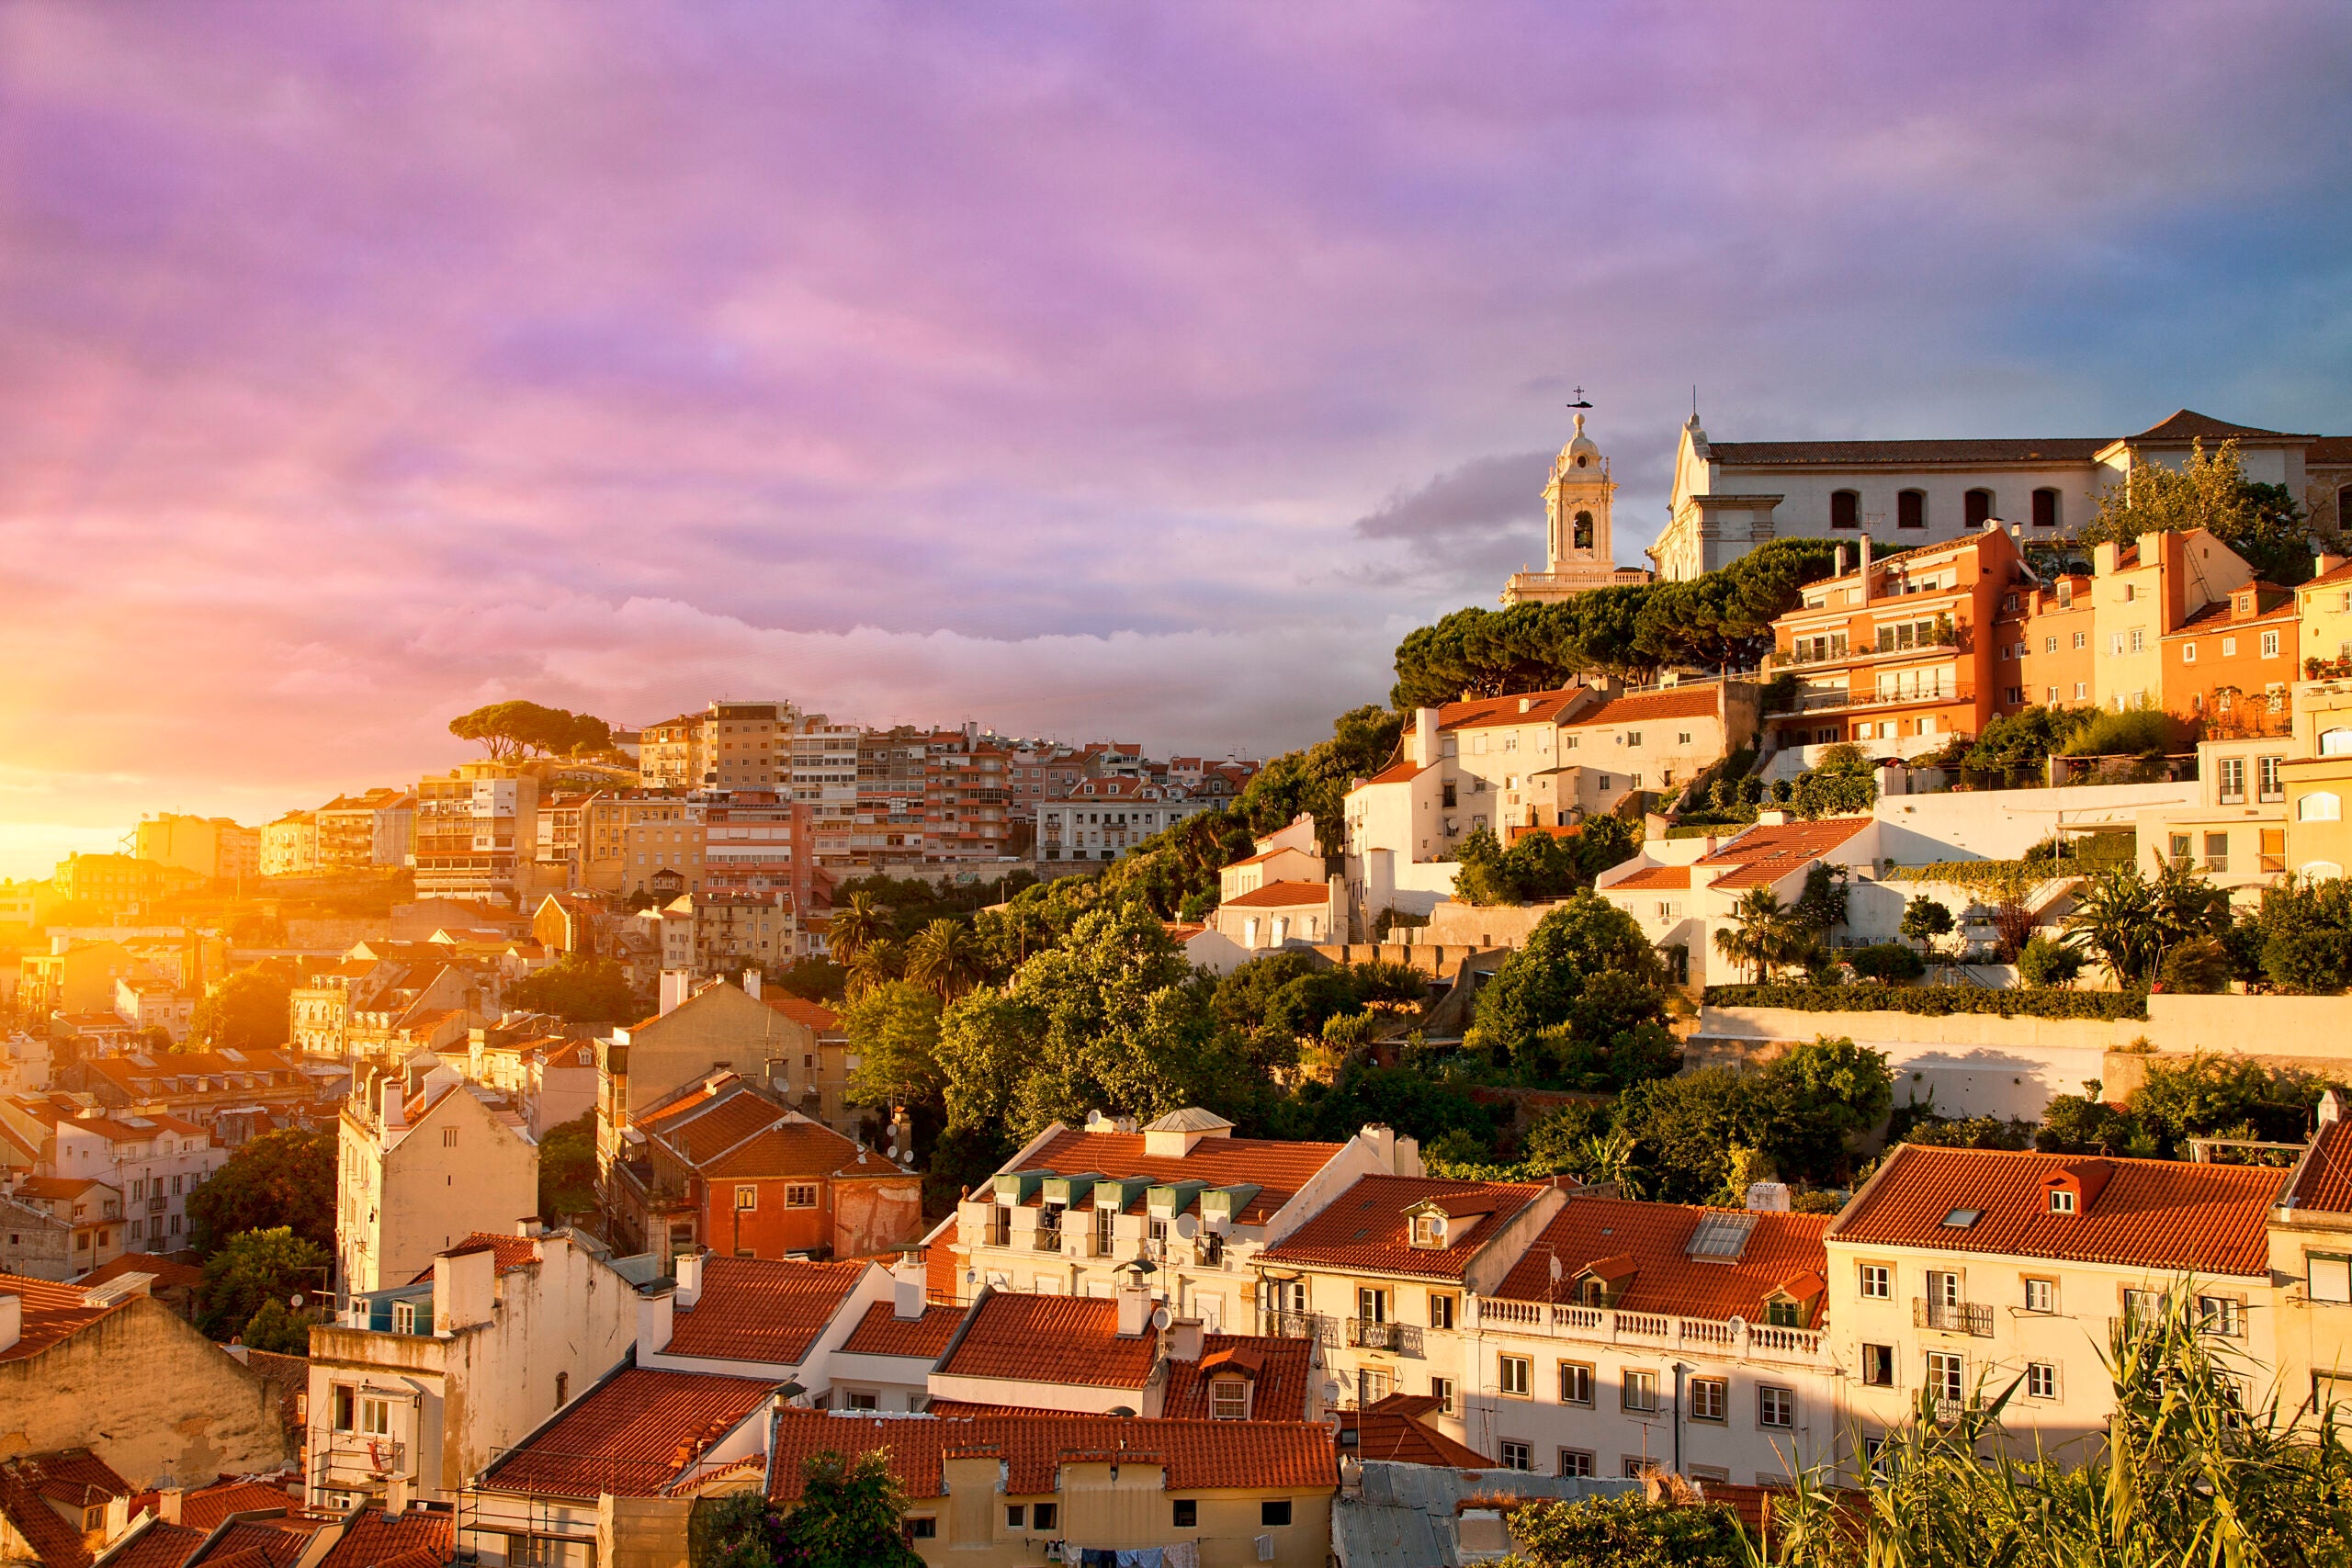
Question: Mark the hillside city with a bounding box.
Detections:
[7,408,2352,1564]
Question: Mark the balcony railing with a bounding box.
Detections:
[1915,1299,1995,1337]
[1346,1320,1424,1357]
[1267,1310,1337,1345]
[1780,682,1973,716]
[1468,1298,1826,1361]
[1032,1230,1062,1253]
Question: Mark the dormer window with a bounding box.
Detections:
[1209,1377,1250,1420]
[1766,1299,1802,1328]
[1409,1212,1448,1248]
[2048,1189,2076,1214]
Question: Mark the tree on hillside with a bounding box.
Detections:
[448,700,613,761]
[196,1225,330,1342]
[507,956,638,1023]
[693,1451,922,1568]
[2076,437,2316,585]
[189,968,292,1051]
[537,1112,598,1220]
[904,919,985,1000]
[187,1128,334,1255]
[1467,894,1673,1087]
[828,893,885,964]
[843,980,947,1122]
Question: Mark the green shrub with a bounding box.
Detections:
[2157,936,2233,995]
[1847,942,1927,985]
[2017,933,2085,988]
[2057,700,2193,758]
[1702,982,2146,1021]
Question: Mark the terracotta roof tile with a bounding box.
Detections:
[2128,410,2308,443]
[764,1410,1335,1500]
[1217,880,1330,910]
[1259,1176,1547,1280]
[1490,1196,1830,1324]
[1607,865,1690,890]
[663,1257,870,1365]
[1339,1396,1492,1470]
[409,1234,539,1283]
[1828,1145,2283,1276]
[990,1129,1347,1224]
[133,1482,292,1533]
[1160,1336,1316,1422]
[1566,687,1721,728]
[314,1508,455,1568]
[76,1255,206,1292]
[1437,689,1586,731]
[1354,759,1430,788]
[0,1450,132,1568]
[761,996,842,1034]
[936,1293,1158,1389]
[838,1301,962,1361]
[1695,817,1873,890]
[2286,1117,2352,1213]
[0,1272,128,1363]
[2308,436,2352,465]
[482,1369,778,1497]
[190,1522,310,1568]
[104,1523,210,1568]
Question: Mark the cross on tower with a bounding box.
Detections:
[1566,387,1592,409]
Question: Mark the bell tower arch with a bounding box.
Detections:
[1544,412,1614,572]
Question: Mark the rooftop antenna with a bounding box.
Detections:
[1566,386,1592,410]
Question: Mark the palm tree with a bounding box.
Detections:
[2064,866,2161,984]
[905,918,984,1000]
[1714,886,1796,983]
[845,937,904,1000]
[829,892,885,965]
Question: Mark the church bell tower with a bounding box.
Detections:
[1544,412,1613,571]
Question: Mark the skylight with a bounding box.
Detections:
[1941,1207,1984,1229]
[1686,1213,1757,1260]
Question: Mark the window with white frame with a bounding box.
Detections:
[2024,1278,2054,1314]
[1927,1352,1965,1404]
[734,1185,757,1211]
[2263,630,2281,658]
[785,1184,818,1208]
[1859,1263,1890,1299]
[1558,1449,1594,1478]
[1209,1377,1250,1420]
[2027,1362,2059,1400]
[2313,1253,2352,1303]
[1498,1355,1532,1397]
[1758,1384,1794,1427]
[1430,1376,1455,1416]
[1499,1440,1532,1472]
[1690,1378,1726,1422]
[1622,1369,1659,1413]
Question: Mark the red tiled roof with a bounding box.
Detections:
[1566,687,1720,728]
[1695,817,1873,890]
[2127,410,2310,444]
[483,1369,778,1497]
[703,1123,902,1181]
[1437,689,1585,731]
[1354,759,1430,788]
[0,1272,128,1363]
[765,1410,1336,1500]
[1710,437,2106,467]
[409,1234,539,1283]
[762,996,841,1033]
[2165,592,2299,635]
[0,1450,131,1568]
[641,1081,894,1179]
[1828,1145,2285,1276]
[1216,881,1330,910]
[2286,1117,2352,1213]
[13,1177,109,1201]
[838,1301,962,1360]
[1607,865,1690,890]
[77,1255,206,1292]
[1340,1395,1492,1470]
[190,1521,310,1568]
[1160,1336,1317,1422]
[125,1482,290,1533]
[104,1522,210,1568]
[1258,1176,1546,1280]
[936,1293,1158,1389]
[663,1257,869,1365]
[992,1129,1347,1224]
[1489,1197,1831,1324]
[314,1508,455,1568]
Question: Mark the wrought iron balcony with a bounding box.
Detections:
[1914,1299,1994,1336]
[1267,1310,1335,1344]
[1347,1319,1424,1357]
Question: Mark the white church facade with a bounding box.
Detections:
[1499,412,1657,604]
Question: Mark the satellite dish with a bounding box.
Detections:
[1150,1306,1173,1331]
[1547,1256,1562,1283]
[1173,1214,1198,1240]
[1727,1314,1747,1336]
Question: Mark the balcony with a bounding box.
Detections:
[1915,1299,1994,1337]
[1347,1319,1424,1357]
[1467,1298,1828,1362]
[1267,1310,1337,1345]
[1780,682,1973,716]
[147,1195,167,1213]
[1032,1230,1062,1254]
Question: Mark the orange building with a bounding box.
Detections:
[2163,581,2300,738]
[1765,525,2026,760]
[1991,570,2098,715]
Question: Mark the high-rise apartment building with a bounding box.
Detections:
[412,762,541,908]
[132,815,260,882]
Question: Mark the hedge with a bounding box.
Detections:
[1702,982,2148,1021]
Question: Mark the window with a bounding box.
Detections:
[2131,628,2145,653]
[1927,1269,1962,1305]
[1358,1286,1388,1324]
[2027,1362,2059,1400]
[392,1301,417,1334]
[1559,1361,1593,1405]
[2048,1188,2076,1214]
[2223,636,2238,657]
[1030,1504,1057,1531]
[1171,1500,1197,1529]
[1558,1448,1595,1478]
[361,1396,391,1437]
[784,1184,819,1208]
[1927,1352,1965,1404]
[1210,1378,1250,1420]
[2263,630,2281,659]
[1861,1344,1895,1386]
[1859,1263,1890,1299]
[1690,1377,1726,1422]
[2219,756,2246,803]
[1622,1370,1659,1413]
[1767,1298,1802,1328]
[2024,1278,2054,1314]
[2199,1295,2244,1337]
[734,1185,757,1211]
[2032,487,2060,527]
[1497,1439,1532,1472]
[2205,831,2230,874]
[2324,729,2352,757]
[2262,829,2287,874]
[1261,1500,1293,1528]
[443,1129,458,1147]
[1499,1355,1532,1397]
[1964,488,1995,526]
[2110,634,2126,656]
[906,1517,937,1540]
[1758,1384,1794,1428]
[1831,490,1860,530]
[1430,1376,1455,1416]
[2260,755,2285,802]
[2303,792,2343,822]
[334,1385,356,1431]
[1005,1505,1025,1529]
[1429,1292,1456,1329]
[1897,490,1926,529]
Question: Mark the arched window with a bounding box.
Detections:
[2032,488,2061,527]
[2301,792,2342,822]
[1830,491,1860,530]
[1897,490,1927,529]
[2339,485,2351,529]
[2303,862,2345,882]
[1572,510,1595,550]
[2324,729,2352,757]
[1964,489,1995,527]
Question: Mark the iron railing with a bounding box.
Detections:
[1915,1299,1994,1337]
[1347,1320,1424,1357]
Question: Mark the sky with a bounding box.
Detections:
[3,0,2351,876]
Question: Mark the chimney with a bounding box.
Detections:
[1,1291,23,1356]
[2321,1089,2345,1129]
[635,1285,675,1363]
[381,1079,404,1131]
[674,1249,705,1309]
[1168,1316,1204,1363]
[1359,1123,1396,1170]
[1414,708,1439,768]
[433,1244,497,1332]
[741,967,762,1000]
[891,1252,925,1322]
[1835,543,1849,576]
[1746,1182,1792,1213]
[386,1473,410,1514]
[155,1489,183,1526]
[1114,1280,1152,1338]
[1755,807,1791,826]
[516,1217,542,1236]
[659,970,692,1016]
[1858,535,1872,605]
[2319,550,2347,578]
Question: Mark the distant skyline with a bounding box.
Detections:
[5,1,2351,877]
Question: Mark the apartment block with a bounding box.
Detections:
[260,812,320,878]
[337,1062,539,1293]
[315,789,415,872]
[132,815,260,883]
[412,762,542,909]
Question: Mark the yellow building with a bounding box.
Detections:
[2089,527,2255,714]
[50,853,198,909]
[133,814,260,881]
[338,1062,539,1293]
[260,811,320,877]
[2298,554,2352,676]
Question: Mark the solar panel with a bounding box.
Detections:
[1686,1212,1757,1260]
